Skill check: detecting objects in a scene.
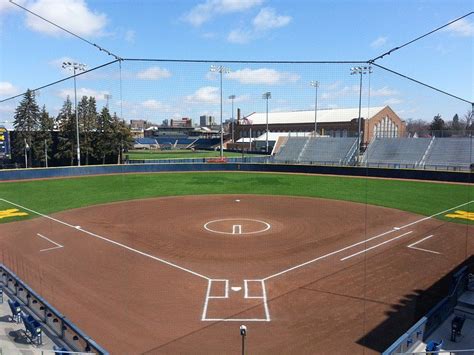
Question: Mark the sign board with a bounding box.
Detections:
[0,127,11,158]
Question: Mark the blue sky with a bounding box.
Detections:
[0,0,472,128]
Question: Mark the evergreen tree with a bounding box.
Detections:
[34,105,54,166]
[55,97,76,165]
[12,89,40,167]
[94,106,114,164]
[83,96,98,165]
[430,114,445,137]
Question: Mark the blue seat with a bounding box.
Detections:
[426,339,443,352]
[20,312,42,345]
[54,345,69,354]
[7,299,21,323]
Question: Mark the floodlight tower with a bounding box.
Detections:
[262,92,272,153]
[210,65,231,158]
[62,61,87,166]
[310,81,319,136]
[229,94,236,142]
[350,66,372,164]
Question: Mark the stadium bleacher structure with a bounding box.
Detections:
[274,135,473,170]
[274,136,358,165]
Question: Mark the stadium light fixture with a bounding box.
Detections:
[210,65,231,158]
[310,81,319,136]
[62,61,87,166]
[350,66,372,164]
[262,92,272,153]
[229,95,236,142]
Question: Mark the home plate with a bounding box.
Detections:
[235,199,240,202]
[231,286,242,292]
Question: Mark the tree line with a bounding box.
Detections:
[406,111,474,138]
[11,89,133,168]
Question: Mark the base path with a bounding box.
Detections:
[0,195,472,354]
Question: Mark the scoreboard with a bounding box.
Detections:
[0,127,11,159]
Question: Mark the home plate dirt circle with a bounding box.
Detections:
[203,218,271,235]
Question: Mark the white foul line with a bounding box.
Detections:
[36,233,64,252]
[340,231,413,261]
[0,198,211,281]
[407,235,440,255]
[263,199,473,281]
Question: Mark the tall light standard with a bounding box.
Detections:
[62,61,86,166]
[210,65,230,158]
[229,95,236,142]
[310,81,319,136]
[104,94,112,109]
[262,92,271,153]
[350,66,372,164]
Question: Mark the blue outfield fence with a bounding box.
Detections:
[0,162,471,183]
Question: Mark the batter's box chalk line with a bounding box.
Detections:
[201,279,271,322]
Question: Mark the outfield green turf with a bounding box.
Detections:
[0,172,472,224]
[126,150,259,160]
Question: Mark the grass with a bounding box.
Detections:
[0,172,472,224]
[125,150,260,160]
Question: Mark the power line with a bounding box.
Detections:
[369,12,474,63]
[372,63,473,105]
[9,0,122,61]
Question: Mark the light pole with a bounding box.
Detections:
[350,66,372,164]
[310,81,319,136]
[104,94,112,109]
[62,61,86,166]
[210,65,230,158]
[262,92,271,153]
[229,95,236,142]
[24,138,29,168]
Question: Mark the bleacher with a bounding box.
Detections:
[274,137,308,162]
[299,137,358,165]
[423,137,473,170]
[363,138,431,168]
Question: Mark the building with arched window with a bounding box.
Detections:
[234,106,405,147]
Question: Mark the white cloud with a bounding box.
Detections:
[141,99,171,111]
[252,7,291,31]
[227,68,300,85]
[0,0,26,13]
[0,82,20,96]
[321,85,358,100]
[58,87,108,101]
[25,0,107,37]
[227,28,252,44]
[136,67,171,80]
[186,86,220,104]
[125,29,136,43]
[370,36,387,48]
[384,98,403,105]
[228,7,291,44]
[442,18,474,37]
[370,86,399,97]
[182,0,264,27]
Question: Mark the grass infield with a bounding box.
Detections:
[0,172,472,224]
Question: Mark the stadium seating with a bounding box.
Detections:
[20,312,42,345]
[423,137,473,170]
[8,299,21,323]
[363,138,431,168]
[274,137,308,162]
[299,137,358,165]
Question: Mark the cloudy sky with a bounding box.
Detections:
[0,0,472,127]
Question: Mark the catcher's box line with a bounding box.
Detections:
[201,279,270,322]
[0,198,212,281]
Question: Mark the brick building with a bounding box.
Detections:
[233,106,405,146]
